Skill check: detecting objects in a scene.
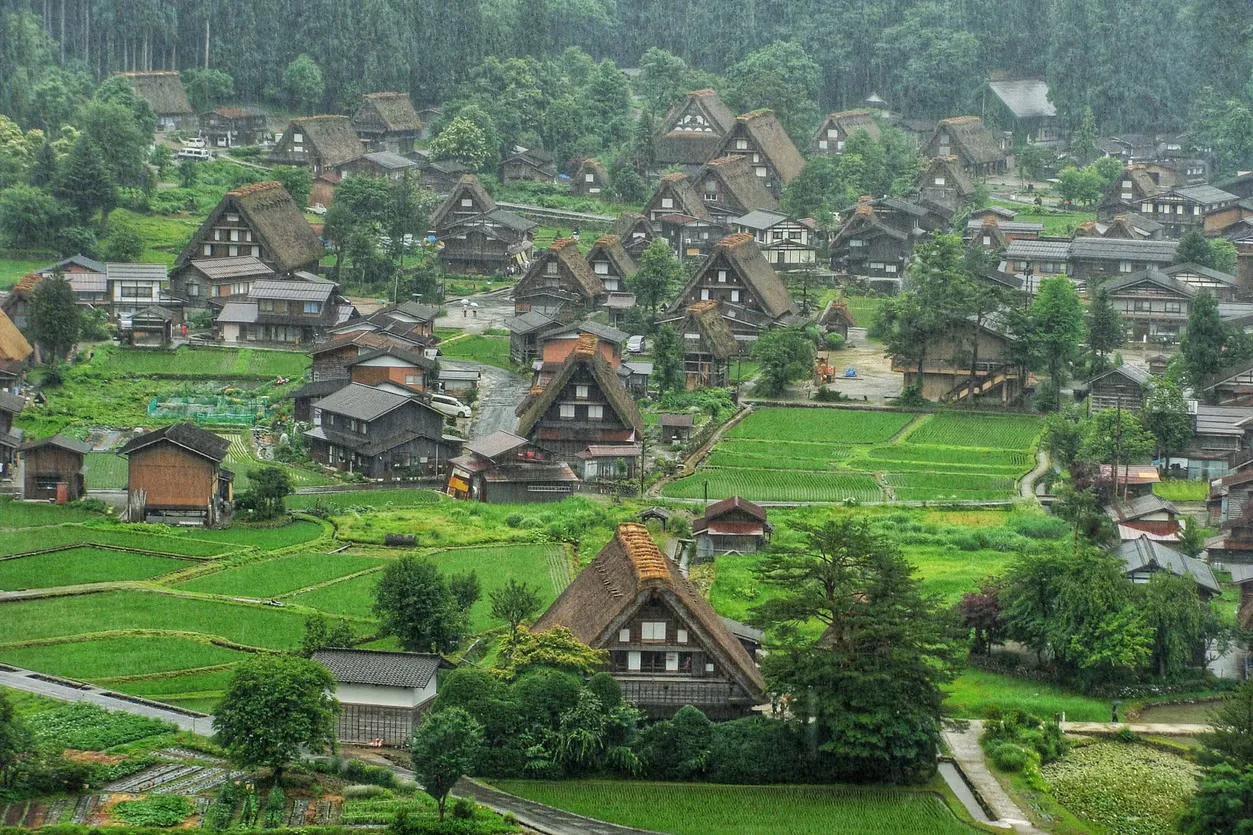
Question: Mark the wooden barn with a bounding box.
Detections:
[352,93,422,155]
[658,300,738,389]
[446,430,580,504]
[533,522,766,718]
[119,423,232,525]
[653,89,737,168]
[609,212,657,257]
[313,649,446,746]
[430,176,536,274]
[19,435,90,501]
[693,155,779,220]
[200,107,269,148]
[572,158,610,196]
[694,496,772,560]
[1088,364,1151,412]
[500,148,557,184]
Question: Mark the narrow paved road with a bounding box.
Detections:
[942,721,1042,833]
[469,363,530,440]
[1061,721,1210,735]
[456,779,662,835]
[1019,449,1050,500]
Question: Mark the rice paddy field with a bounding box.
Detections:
[490,781,979,835]
[662,408,1041,503]
[0,548,191,589]
[83,345,311,379]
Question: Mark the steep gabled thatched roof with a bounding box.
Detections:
[685,300,738,359]
[353,92,422,134]
[815,109,881,144]
[533,522,766,702]
[576,157,609,182]
[516,333,643,437]
[176,181,324,273]
[432,175,497,228]
[671,233,796,319]
[117,71,192,115]
[920,156,976,197]
[0,307,33,368]
[696,155,778,213]
[610,212,655,240]
[585,235,637,280]
[645,173,708,220]
[516,238,604,301]
[931,116,1005,166]
[721,110,806,184]
[286,116,364,168]
[654,89,737,165]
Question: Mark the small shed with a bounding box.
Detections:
[130,306,175,347]
[19,435,90,501]
[1088,364,1151,412]
[1112,536,1220,600]
[658,413,694,443]
[817,300,857,341]
[1097,464,1161,499]
[312,648,448,746]
[694,496,772,561]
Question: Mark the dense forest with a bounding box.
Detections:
[1,0,1250,135]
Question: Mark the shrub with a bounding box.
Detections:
[705,717,809,784]
[824,332,846,350]
[344,785,393,799]
[988,741,1036,773]
[450,798,476,820]
[341,758,398,788]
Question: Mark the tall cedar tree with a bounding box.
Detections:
[213,654,338,779]
[1180,292,1229,391]
[1030,276,1084,410]
[373,555,478,653]
[1174,230,1216,268]
[630,239,681,316]
[1084,286,1124,375]
[750,518,960,784]
[55,135,114,228]
[650,325,684,397]
[1178,763,1253,835]
[29,274,80,366]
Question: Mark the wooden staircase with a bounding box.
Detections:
[945,367,1011,402]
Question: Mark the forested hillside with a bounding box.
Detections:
[1,0,1249,134]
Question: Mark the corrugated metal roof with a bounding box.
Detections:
[192,256,275,281]
[1195,404,1253,437]
[733,210,790,230]
[1175,184,1238,205]
[987,79,1057,119]
[1113,536,1219,594]
[361,151,418,169]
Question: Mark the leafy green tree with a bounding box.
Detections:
[1178,763,1253,835]
[751,517,961,784]
[283,55,325,113]
[238,465,294,519]
[272,167,313,210]
[28,139,58,189]
[449,570,481,612]
[1201,679,1253,768]
[57,135,116,229]
[1077,407,1157,465]
[1031,277,1084,410]
[92,75,157,138]
[1056,165,1104,206]
[1175,230,1216,268]
[214,654,338,779]
[651,325,684,396]
[1142,377,1193,460]
[80,99,152,193]
[723,41,822,140]
[489,579,543,643]
[1041,406,1085,470]
[1211,238,1239,275]
[29,274,80,366]
[1140,571,1213,678]
[177,159,200,190]
[373,555,475,653]
[1084,286,1124,375]
[1016,143,1053,181]
[410,708,484,821]
[56,226,99,260]
[1070,105,1099,164]
[750,327,814,397]
[1180,292,1230,391]
[101,223,143,263]
[495,626,609,680]
[0,185,68,249]
[0,690,31,789]
[630,239,681,316]
[636,48,691,114]
[429,116,490,171]
[182,68,235,111]
[877,4,980,119]
[300,613,356,657]
[1176,516,1206,559]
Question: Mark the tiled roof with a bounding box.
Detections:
[118,423,229,462]
[312,649,441,689]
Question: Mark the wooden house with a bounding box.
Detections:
[0,273,40,332]
[305,383,461,479]
[313,649,445,746]
[129,306,175,347]
[1097,164,1186,220]
[172,181,325,297]
[1113,537,1220,599]
[1068,238,1178,285]
[504,311,562,365]
[813,110,880,155]
[107,263,178,331]
[336,152,418,182]
[19,435,89,501]
[415,159,468,194]
[1202,358,1253,406]
[610,212,657,257]
[0,308,32,394]
[709,110,807,199]
[345,345,435,394]
[666,234,798,341]
[1211,516,1253,566]
[1107,494,1180,537]
[0,389,24,477]
[830,200,922,292]
[173,256,276,309]
[533,522,766,718]
[516,333,644,462]
[891,315,1023,403]
[352,93,422,155]
[965,216,1044,251]
[694,496,772,560]
[116,71,192,131]
[1076,214,1166,241]
[922,117,1007,176]
[1168,405,1253,481]
[500,148,557,184]
[268,116,364,174]
[731,210,816,271]
[531,321,627,389]
[447,430,579,503]
[431,176,536,275]
[309,331,426,384]
[1131,185,1240,238]
[918,156,977,215]
[817,300,856,341]
[976,78,1059,144]
[513,239,605,321]
[659,301,738,389]
[693,155,778,221]
[644,173,709,224]
[1208,469,1253,528]
[661,215,727,262]
[659,413,693,443]
[118,423,232,525]
[200,107,268,148]
[216,278,353,346]
[1162,263,1238,301]
[1232,566,1253,635]
[572,158,610,196]
[336,301,438,346]
[653,89,737,168]
[1000,239,1071,293]
[1088,364,1151,412]
[1101,268,1195,342]
[586,234,637,295]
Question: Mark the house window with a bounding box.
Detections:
[677,628,688,644]
[705,662,715,672]
[661,197,674,209]
[203,244,212,256]
[641,621,666,641]
[818,139,828,150]
[934,176,946,186]
[461,198,473,207]
[731,289,740,303]
[545,261,558,275]
[585,173,595,183]
[1176,205,1184,215]
[1193,205,1201,215]
[1119,260,1132,273]
[619,628,631,642]
[225,213,240,222]
[717,270,727,282]
[587,405,604,420]
[405,373,422,385]
[665,652,679,672]
[836,140,845,151]
[1121,192,1132,200]
[258,299,274,312]
[292,134,302,144]
[983,235,992,246]
[559,404,575,419]
[884,264,898,274]
[827,128,839,139]
[755,166,767,177]
[1164,301,1182,313]
[1122,180,1132,188]
[627,651,641,671]
[575,385,589,399]
[593,261,609,275]
[229,246,239,256]
[251,246,260,257]
[705,192,719,202]
[772,230,785,242]
[1142,202,1153,213]
[230,229,240,242]
[752,153,761,164]
[870,262,885,270]
[1134,300,1150,312]
[188,283,199,297]
[850,239,865,247]
[735,139,748,150]
[304,302,321,314]
[700,289,710,300]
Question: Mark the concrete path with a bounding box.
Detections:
[468,362,530,440]
[433,287,515,335]
[941,721,1042,833]
[1019,449,1050,500]
[456,778,662,835]
[0,665,213,735]
[1060,722,1209,736]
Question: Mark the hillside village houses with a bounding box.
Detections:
[652,89,738,169]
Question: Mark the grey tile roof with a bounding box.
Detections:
[0,390,25,414]
[216,302,259,324]
[1105,493,1176,522]
[361,151,418,170]
[1231,564,1253,584]
[966,220,1045,233]
[1102,268,1196,297]
[1195,404,1253,437]
[1069,237,1178,262]
[312,382,415,422]
[1090,363,1152,387]
[1003,239,1071,260]
[249,280,335,302]
[1174,184,1238,205]
[504,311,559,334]
[1164,263,1237,285]
[118,423,229,461]
[38,255,105,274]
[312,649,442,689]
[1113,536,1220,594]
[105,263,168,282]
[732,209,791,230]
[467,430,529,459]
[18,434,91,454]
[987,79,1056,119]
[192,256,275,281]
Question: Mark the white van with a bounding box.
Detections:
[177,148,213,161]
[182,137,207,149]
[429,393,472,420]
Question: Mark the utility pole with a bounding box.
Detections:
[638,431,648,499]
[1112,395,1123,505]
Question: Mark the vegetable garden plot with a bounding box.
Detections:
[904,413,1041,450]
[0,548,188,589]
[175,551,386,598]
[728,408,915,444]
[662,469,883,503]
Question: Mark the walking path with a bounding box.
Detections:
[1019,449,1050,500]
[942,721,1042,833]
[455,779,661,835]
[1061,722,1209,735]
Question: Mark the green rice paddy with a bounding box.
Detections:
[0,548,188,589]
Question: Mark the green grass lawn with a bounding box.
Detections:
[289,571,381,619]
[0,499,105,528]
[106,208,202,267]
[0,548,189,589]
[438,334,514,370]
[105,668,233,696]
[0,636,247,680]
[1153,479,1209,502]
[490,780,978,835]
[175,551,386,598]
[989,200,1095,237]
[177,519,325,551]
[942,669,1111,721]
[843,295,885,332]
[728,408,915,444]
[0,255,55,289]
[0,590,309,649]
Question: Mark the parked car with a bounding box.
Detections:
[177,148,213,161]
[429,393,472,419]
[626,335,645,353]
[182,137,207,149]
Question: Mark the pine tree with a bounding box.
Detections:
[55,135,114,229]
[1180,292,1229,391]
[1085,286,1124,375]
[29,275,81,366]
[1174,230,1215,268]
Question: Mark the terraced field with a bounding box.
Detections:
[174,551,386,598]
[663,408,1041,504]
[0,548,191,590]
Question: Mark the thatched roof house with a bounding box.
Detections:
[175,181,325,275]
[0,306,33,387]
[694,155,778,217]
[711,110,807,198]
[572,158,610,196]
[116,71,192,130]
[533,522,766,717]
[644,172,709,222]
[269,116,364,173]
[813,109,881,154]
[513,238,605,321]
[922,116,1007,176]
[352,92,422,154]
[668,233,798,337]
[654,89,737,167]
